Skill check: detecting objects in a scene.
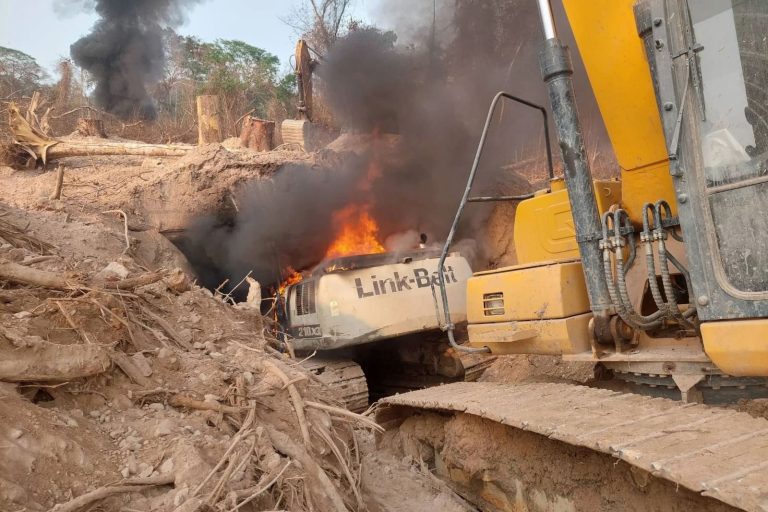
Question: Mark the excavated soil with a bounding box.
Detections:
[382,411,739,512]
[0,142,315,234]
[0,187,474,511]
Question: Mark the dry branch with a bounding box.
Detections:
[0,218,56,254]
[0,259,76,289]
[50,473,175,512]
[265,359,311,446]
[305,401,384,433]
[266,426,349,512]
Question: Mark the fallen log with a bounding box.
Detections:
[2,138,194,166]
[0,259,76,290]
[0,336,111,382]
[4,105,194,165]
[47,140,192,159]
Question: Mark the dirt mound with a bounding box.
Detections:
[0,143,315,234]
[382,411,737,512]
[0,203,382,512]
[480,354,596,385]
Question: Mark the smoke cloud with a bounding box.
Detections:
[183,0,611,294]
[67,0,202,119]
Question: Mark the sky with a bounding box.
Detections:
[0,0,372,78]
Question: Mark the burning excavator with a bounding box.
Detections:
[278,191,490,410]
[284,0,768,509]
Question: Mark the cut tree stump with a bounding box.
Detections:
[75,118,107,138]
[239,117,275,151]
[196,95,222,145]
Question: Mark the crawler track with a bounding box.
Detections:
[379,381,768,512]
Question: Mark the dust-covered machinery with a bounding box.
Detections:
[281,250,493,410]
[284,251,470,350]
[378,0,768,509]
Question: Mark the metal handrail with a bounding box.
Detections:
[436,91,554,353]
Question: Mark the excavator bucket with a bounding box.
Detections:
[280,118,311,150]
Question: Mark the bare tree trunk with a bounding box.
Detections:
[239,117,275,151]
[75,118,107,138]
[46,140,193,160]
[196,95,222,144]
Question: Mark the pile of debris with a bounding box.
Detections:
[0,204,380,512]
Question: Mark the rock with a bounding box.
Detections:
[95,261,130,281]
[159,457,174,474]
[203,342,216,354]
[127,456,139,475]
[119,435,141,451]
[65,417,78,428]
[120,467,131,478]
[148,402,165,412]
[111,394,133,411]
[173,484,190,507]
[166,268,191,293]
[154,419,174,437]
[130,352,153,377]
[13,311,31,319]
[178,328,193,345]
[242,371,255,385]
[8,428,23,439]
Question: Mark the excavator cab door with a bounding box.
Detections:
[646,0,768,320]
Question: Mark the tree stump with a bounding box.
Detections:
[76,118,107,138]
[196,95,222,145]
[239,117,275,151]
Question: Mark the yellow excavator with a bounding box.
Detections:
[281,39,316,150]
[380,1,768,510]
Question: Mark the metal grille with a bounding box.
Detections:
[483,292,505,316]
[295,281,316,316]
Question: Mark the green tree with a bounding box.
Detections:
[0,47,49,98]
[158,32,297,130]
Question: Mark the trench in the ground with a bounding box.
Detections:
[383,411,741,512]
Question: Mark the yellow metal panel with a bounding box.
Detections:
[620,160,678,221]
[562,0,668,170]
[467,313,593,355]
[702,320,768,377]
[466,260,590,323]
[513,180,620,264]
[562,0,677,222]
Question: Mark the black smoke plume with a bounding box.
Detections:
[68,0,201,119]
[183,0,611,295]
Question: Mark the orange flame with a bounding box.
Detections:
[324,204,385,259]
[279,267,303,295]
